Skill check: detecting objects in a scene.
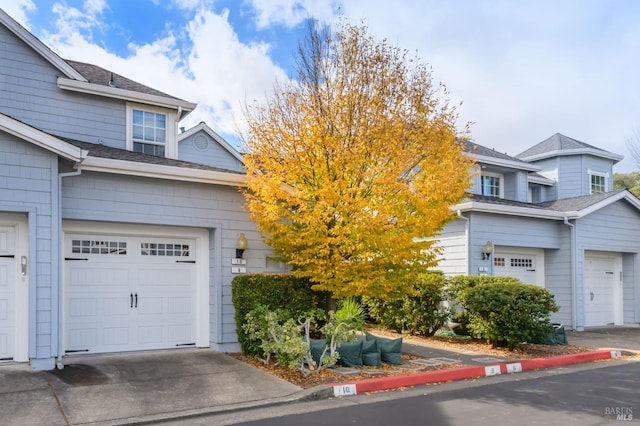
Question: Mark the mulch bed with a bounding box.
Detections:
[228,328,615,389]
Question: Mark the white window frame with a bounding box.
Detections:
[126,102,178,159]
[480,171,504,198]
[588,169,608,194]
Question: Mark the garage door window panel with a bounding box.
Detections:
[141,242,190,257]
[72,240,127,255]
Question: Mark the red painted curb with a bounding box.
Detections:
[332,350,618,397]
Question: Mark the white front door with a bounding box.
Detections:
[0,213,28,362]
[0,225,16,360]
[65,234,197,354]
[493,248,544,286]
[584,251,622,327]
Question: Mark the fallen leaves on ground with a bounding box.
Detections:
[227,328,615,389]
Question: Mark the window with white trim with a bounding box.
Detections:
[132,109,166,156]
[481,172,503,198]
[126,103,177,158]
[590,173,606,194]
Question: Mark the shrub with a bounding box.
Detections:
[457,280,559,350]
[363,271,448,336]
[243,299,365,376]
[446,275,523,336]
[232,274,327,355]
[243,305,309,369]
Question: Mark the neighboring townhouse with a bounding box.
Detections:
[439,134,640,330]
[0,9,274,370]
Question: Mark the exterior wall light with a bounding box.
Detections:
[236,233,248,259]
[482,240,493,260]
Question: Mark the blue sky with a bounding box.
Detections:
[4,0,640,172]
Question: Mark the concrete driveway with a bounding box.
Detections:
[1,349,303,425]
[567,326,640,352]
[0,327,637,425]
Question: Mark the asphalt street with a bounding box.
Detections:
[170,359,639,426]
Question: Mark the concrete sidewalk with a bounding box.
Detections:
[0,327,638,425]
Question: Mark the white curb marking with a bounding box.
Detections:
[506,362,522,373]
[610,350,622,359]
[333,383,357,397]
[484,365,502,376]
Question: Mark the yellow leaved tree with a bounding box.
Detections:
[242,22,475,300]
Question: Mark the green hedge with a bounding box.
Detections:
[232,274,327,355]
[363,271,448,336]
[457,280,559,349]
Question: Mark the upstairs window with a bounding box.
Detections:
[132,109,166,156]
[481,172,502,197]
[590,173,606,194]
[126,103,177,158]
[588,169,609,194]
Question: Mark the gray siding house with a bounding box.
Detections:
[439,134,640,330]
[1,8,637,371]
[0,9,270,370]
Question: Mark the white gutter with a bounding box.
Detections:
[519,148,624,164]
[57,78,197,113]
[563,217,579,331]
[0,114,88,162]
[453,200,567,220]
[80,156,247,187]
[473,153,542,172]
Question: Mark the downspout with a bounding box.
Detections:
[456,210,470,275]
[564,217,578,331]
[56,164,83,370]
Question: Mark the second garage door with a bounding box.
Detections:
[493,247,544,287]
[64,233,197,354]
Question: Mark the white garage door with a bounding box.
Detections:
[493,248,544,286]
[584,252,622,327]
[64,233,197,354]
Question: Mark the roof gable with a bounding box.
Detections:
[178,122,244,165]
[516,133,623,164]
[539,189,640,218]
[0,8,86,81]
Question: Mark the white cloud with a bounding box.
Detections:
[247,0,339,29]
[1,0,36,29]
[83,0,108,16]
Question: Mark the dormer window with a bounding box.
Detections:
[590,171,607,194]
[126,102,177,159]
[481,172,503,198]
[132,110,166,156]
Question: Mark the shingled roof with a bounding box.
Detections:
[537,189,628,212]
[461,139,527,163]
[516,133,622,163]
[65,60,188,102]
[466,193,552,210]
[62,138,245,175]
